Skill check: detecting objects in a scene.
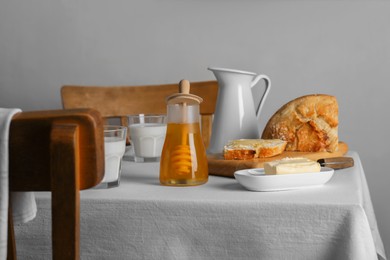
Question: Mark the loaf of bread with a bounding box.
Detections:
[261,94,338,152]
[223,139,287,160]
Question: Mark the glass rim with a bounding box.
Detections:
[104,125,127,132]
[127,114,166,118]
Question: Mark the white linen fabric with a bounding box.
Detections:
[14,152,386,260]
[0,108,36,260]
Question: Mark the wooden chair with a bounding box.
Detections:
[7,108,105,260]
[61,81,218,148]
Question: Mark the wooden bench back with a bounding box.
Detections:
[61,81,218,148]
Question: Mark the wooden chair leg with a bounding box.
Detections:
[7,199,17,260]
[50,123,80,260]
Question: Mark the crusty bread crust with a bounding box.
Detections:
[261,94,338,152]
[223,139,287,160]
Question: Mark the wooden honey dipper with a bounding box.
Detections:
[179,79,190,123]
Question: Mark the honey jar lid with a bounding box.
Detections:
[166,80,203,105]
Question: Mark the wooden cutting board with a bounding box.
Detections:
[207,142,348,178]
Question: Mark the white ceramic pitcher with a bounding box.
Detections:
[207,67,271,154]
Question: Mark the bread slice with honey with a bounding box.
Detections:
[223,139,287,160]
[261,94,338,152]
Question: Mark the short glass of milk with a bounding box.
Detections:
[98,125,127,188]
[128,114,167,163]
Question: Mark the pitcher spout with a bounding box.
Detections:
[207,67,258,76]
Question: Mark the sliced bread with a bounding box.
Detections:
[223,139,287,160]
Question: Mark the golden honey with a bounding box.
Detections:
[160,122,208,186]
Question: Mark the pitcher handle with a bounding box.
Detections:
[251,74,271,118]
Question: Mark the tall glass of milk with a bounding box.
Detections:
[99,125,127,188]
[128,114,167,163]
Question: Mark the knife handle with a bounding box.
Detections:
[317,157,354,169]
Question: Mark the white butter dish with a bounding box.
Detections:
[234,167,334,192]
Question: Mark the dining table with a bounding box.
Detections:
[14,151,386,260]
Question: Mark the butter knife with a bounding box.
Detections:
[317,157,354,170]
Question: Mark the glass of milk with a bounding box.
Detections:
[98,125,127,188]
[128,114,167,163]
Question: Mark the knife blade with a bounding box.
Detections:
[317,157,354,170]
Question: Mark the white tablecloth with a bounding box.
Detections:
[0,108,36,260]
[14,151,386,260]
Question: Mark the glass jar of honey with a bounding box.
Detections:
[159,80,208,186]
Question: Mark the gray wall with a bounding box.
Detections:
[1,0,389,255]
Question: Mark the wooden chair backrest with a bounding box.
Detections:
[61,81,218,148]
[7,108,105,260]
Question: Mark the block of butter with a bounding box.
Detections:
[264,157,321,175]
